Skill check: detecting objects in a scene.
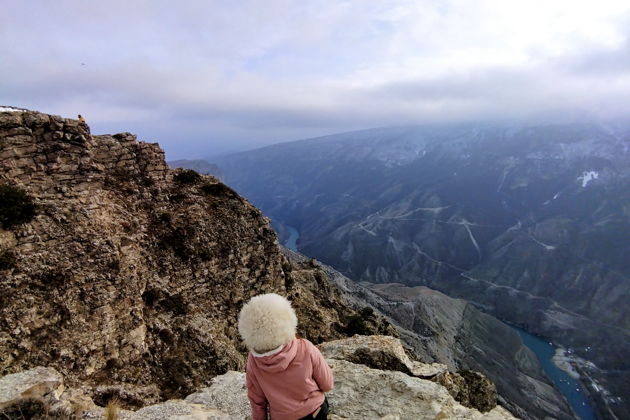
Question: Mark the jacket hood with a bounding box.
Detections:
[250,338,299,373]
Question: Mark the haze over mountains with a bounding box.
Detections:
[211,122,630,419]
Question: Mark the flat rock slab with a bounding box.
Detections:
[179,359,516,420]
[130,400,231,420]
[326,359,515,420]
[185,371,250,419]
[0,366,64,410]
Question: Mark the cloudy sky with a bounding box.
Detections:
[2,1,630,158]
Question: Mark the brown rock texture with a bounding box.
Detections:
[433,370,497,413]
[318,334,447,379]
[0,109,391,408]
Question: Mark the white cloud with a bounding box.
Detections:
[1,0,630,157]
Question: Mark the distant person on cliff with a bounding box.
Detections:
[77,114,90,134]
[239,293,333,420]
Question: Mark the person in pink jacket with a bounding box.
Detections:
[238,293,333,420]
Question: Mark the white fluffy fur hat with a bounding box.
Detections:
[238,293,298,352]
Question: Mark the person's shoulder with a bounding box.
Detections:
[298,337,315,347]
[297,338,321,356]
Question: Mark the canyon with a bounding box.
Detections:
[213,123,630,419]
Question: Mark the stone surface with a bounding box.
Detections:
[319,335,496,413]
[179,360,517,420]
[131,400,231,420]
[0,366,63,410]
[433,371,497,413]
[0,334,518,419]
[327,359,515,420]
[185,371,250,419]
[181,335,516,420]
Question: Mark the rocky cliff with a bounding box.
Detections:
[0,109,391,408]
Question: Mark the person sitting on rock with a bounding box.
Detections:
[239,293,333,420]
[77,114,85,123]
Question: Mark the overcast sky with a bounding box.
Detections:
[2,1,630,158]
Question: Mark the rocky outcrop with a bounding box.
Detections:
[0,336,518,419]
[318,335,498,413]
[318,335,447,379]
[0,367,64,411]
[323,359,512,420]
[168,159,224,180]
[433,371,497,414]
[0,109,283,402]
[0,109,392,408]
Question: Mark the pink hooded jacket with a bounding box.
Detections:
[245,338,333,420]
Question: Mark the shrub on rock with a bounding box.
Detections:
[0,184,37,229]
[0,249,16,271]
[173,169,201,184]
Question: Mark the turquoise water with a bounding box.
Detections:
[514,327,596,420]
[284,225,299,251]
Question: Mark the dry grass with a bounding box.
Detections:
[0,398,47,419]
[104,398,120,420]
[0,397,87,419]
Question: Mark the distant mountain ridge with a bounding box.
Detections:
[215,122,630,419]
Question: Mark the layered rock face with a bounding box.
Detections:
[0,336,518,419]
[0,110,389,406]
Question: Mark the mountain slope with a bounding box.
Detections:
[308,250,574,420]
[216,123,630,419]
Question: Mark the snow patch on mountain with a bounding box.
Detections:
[578,171,599,187]
[0,106,25,112]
